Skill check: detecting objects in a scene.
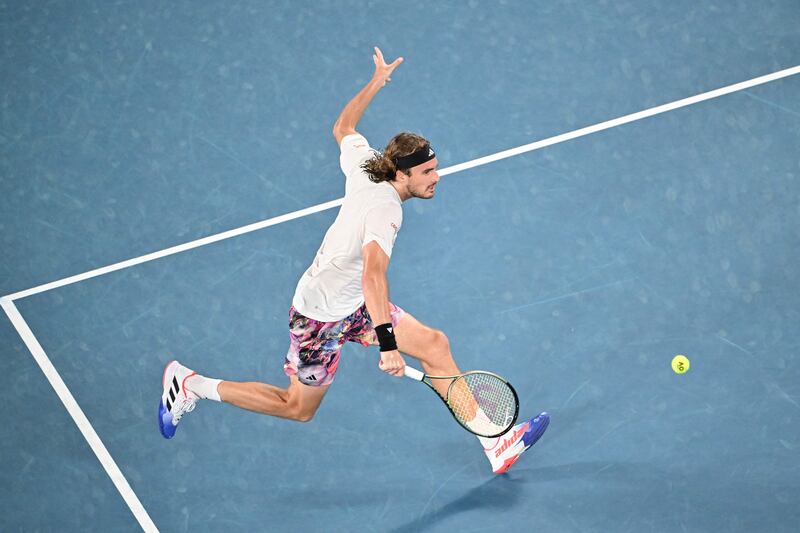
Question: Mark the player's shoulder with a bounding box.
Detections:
[339,132,371,152]
[340,133,378,175]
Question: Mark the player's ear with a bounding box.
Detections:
[393,169,409,182]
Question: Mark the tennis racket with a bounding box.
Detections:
[403,365,519,438]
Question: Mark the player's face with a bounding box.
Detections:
[405,158,440,199]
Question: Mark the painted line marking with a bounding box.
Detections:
[3,64,799,303]
[1,298,159,533]
[5,199,344,301]
[439,64,800,175]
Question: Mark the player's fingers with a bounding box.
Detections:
[378,360,403,376]
[378,360,394,372]
[390,57,403,68]
[374,46,384,63]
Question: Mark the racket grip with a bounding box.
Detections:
[403,365,425,381]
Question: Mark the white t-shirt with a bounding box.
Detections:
[292,134,403,321]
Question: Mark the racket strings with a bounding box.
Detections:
[447,373,517,436]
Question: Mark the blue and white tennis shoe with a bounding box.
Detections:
[159,360,200,439]
[484,412,550,474]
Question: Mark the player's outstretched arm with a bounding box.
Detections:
[332,47,403,145]
[361,241,406,377]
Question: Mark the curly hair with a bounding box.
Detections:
[361,132,431,183]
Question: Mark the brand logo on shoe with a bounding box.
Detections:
[166,376,180,412]
[494,423,530,459]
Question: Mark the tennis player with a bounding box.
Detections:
[159,47,549,474]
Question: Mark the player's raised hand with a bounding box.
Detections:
[372,46,403,87]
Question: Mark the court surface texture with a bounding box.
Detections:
[2,1,799,531]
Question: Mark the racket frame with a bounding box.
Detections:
[403,365,520,438]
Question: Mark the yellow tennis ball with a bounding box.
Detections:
[672,355,690,374]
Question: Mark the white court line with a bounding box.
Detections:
[3,64,799,303]
[4,198,345,302]
[2,64,799,533]
[0,298,159,533]
[440,64,800,175]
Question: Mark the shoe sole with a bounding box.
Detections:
[159,360,179,439]
[493,453,522,474]
[158,400,176,439]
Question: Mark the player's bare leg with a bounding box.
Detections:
[391,313,549,474]
[218,376,330,422]
[392,312,460,400]
[391,312,487,419]
[159,360,329,439]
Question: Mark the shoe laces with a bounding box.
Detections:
[173,397,196,422]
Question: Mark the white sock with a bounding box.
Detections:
[474,408,502,450]
[478,434,500,450]
[186,374,222,402]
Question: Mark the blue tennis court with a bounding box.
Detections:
[2,1,799,531]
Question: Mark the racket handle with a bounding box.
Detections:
[403,365,425,381]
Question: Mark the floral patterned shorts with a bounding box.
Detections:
[283,302,406,386]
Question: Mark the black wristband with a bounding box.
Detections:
[374,323,398,352]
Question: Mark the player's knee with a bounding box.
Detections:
[432,329,450,355]
[425,329,451,366]
[293,409,315,423]
[285,402,316,422]
[285,396,318,422]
